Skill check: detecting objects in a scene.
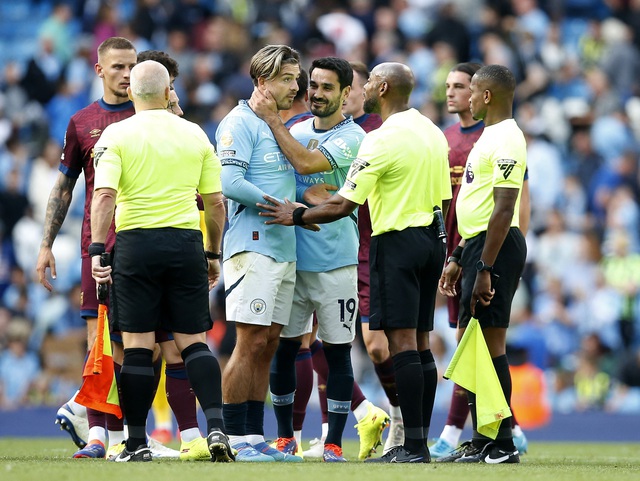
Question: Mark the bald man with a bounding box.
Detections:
[90,60,233,463]
[438,64,527,464]
[259,62,451,463]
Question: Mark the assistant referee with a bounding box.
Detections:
[89,60,233,463]
[439,64,527,464]
[259,62,451,464]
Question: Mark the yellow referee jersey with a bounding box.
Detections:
[339,109,451,236]
[94,109,221,232]
[456,119,526,239]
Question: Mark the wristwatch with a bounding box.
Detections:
[475,260,493,273]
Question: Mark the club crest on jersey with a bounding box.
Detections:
[93,146,107,167]
[498,159,516,179]
[465,162,474,183]
[250,299,267,315]
[90,128,102,138]
[219,131,234,148]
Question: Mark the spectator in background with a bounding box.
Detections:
[38,2,75,65]
[21,36,63,106]
[601,230,640,350]
[45,81,88,147]
[0,318,43,409]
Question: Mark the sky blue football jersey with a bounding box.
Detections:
[216,101,296,263]
[291,117,365,271]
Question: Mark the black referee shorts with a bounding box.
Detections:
[458,227,526,329]
[369,225,445,332]
[111,228,213,334]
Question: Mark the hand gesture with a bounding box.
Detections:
[303,183,338,206]
[249,87,278,122]
[257,195,320,232]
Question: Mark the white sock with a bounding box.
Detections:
[389,405,402,421]
[246,434,265,445]
[67,392,84,414]
[88,426,107,444]
[108,430,125,448]
[353,400,371,422]
[229,435,246,446]
[440,425,462,447]
[180,427,201,443]
[321,422,329,440]
[294,430,302,446]
[512,424,523,437]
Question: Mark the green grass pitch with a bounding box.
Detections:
[1,439,639,481]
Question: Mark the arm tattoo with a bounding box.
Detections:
[41,174,77,248]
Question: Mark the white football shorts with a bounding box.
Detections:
[282,265,358,344]
[224,251,295,326]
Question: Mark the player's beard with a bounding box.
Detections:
[113,89,130,99]
[310,96,340,118]
[363,95,379,114]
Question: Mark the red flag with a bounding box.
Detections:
[76,304,122,418]
[77,255,121,419]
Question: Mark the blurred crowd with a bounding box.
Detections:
[2,0,640,422]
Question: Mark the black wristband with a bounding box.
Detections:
[292,207,307,226]
[88,243,105,257]
[205,250,221,260]
[452,245,464,259]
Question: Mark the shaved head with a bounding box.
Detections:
[130,60,170,101]
[372,62,415,99]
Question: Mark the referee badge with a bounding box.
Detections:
[93,146,107,168]
[498,159,516,179]
[250,299,267,315]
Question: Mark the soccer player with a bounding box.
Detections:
[215,45,301,462]
[269,60,389,461]
[429,62,529,459]
[90,59,232,463]
[259,62,451,464]
[251,56,368,462]
[438,64,527,464]
[36,37,138,459]
[280,68,312,129]
[293,61,393,460]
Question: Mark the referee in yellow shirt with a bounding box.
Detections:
[259,62,452,463]
[439,64,527,464]
[89,60,233,463]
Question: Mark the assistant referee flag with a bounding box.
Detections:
[444,317,511,439]
[76,310,122,418]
